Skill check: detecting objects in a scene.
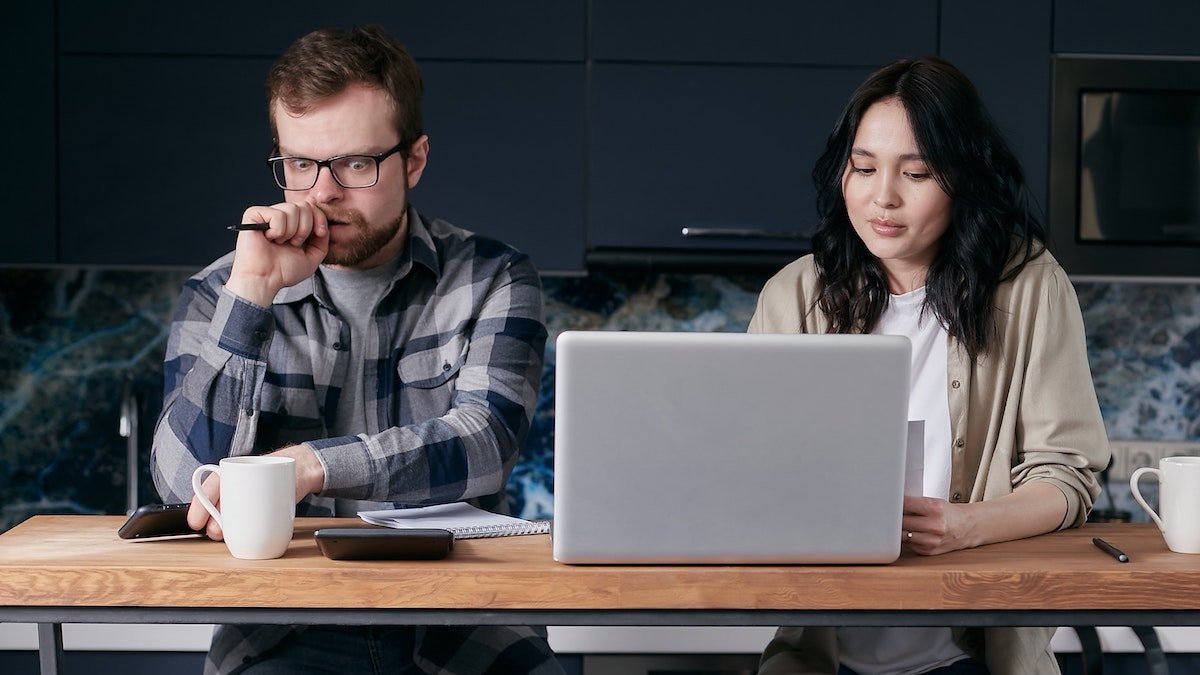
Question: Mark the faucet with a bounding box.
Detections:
[119,377,139,515]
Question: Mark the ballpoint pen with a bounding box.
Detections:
[1093,537,1129,563]
[227,223,271,231]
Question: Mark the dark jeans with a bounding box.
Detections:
[238,626,421,675]
[838,657,990,675]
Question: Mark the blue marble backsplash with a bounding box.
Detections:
[0,266,1196,530]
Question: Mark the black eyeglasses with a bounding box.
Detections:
[267,141,407,190]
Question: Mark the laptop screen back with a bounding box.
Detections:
[552,331,911,564]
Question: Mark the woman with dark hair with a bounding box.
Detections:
[750,57,1110,674]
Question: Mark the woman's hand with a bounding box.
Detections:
[902,496,976,555]
[902,482,1070,556]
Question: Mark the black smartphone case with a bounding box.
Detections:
[314,527,454,560]
[117,503,197,539]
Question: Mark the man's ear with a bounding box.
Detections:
[406,135,429,189]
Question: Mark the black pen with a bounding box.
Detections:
[1093,537,1129,563]
[227,223,271,231]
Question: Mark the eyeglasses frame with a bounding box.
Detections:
[267,141,409,190]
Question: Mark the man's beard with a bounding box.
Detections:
[320,206,405,267]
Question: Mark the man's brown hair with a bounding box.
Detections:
[266,25,424,153]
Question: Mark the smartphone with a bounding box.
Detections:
[314,527,454,560]
[118,503,199,539]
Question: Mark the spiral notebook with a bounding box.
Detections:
[358,502,550,539]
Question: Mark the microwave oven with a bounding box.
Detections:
[1049,55,1200,278]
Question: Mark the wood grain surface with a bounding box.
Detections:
[0,517,1196,611]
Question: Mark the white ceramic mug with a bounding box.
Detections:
[192,456,296,560]
[1130,456,1200,554]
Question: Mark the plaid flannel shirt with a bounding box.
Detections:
[150,207,557,674]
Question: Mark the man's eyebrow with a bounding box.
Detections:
[277,147,384,158]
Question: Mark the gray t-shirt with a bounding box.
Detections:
[318,257,402,516]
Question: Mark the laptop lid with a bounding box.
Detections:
[552,330,911,564]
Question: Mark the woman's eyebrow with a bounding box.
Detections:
[850,148,925,161]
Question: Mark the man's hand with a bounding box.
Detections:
[188,444,327,542]
[188,471,224,540]
[226,200,330,306]
[269,444,328,502]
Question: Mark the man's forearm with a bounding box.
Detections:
[151,285,273,501]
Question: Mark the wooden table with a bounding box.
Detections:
[1,517,1199,674]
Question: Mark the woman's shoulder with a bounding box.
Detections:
[998,245,1080,310]
[750,254,823,334]
[760,254,820,296]
[1004,245,1069,286]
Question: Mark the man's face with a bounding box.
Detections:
[272,83,428,270]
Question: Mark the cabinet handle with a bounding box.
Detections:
[681,227,809,241]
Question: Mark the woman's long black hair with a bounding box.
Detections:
[810,56,1045,361]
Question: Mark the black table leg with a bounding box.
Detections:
[37,623,64,675]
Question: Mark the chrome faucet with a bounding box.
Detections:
[118,377,139,515]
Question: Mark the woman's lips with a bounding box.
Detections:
[869,218,905,237]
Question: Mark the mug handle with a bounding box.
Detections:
[191,464,224,531]
[1129,467,1165,532]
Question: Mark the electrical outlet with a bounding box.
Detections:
[1108,440,1200,481]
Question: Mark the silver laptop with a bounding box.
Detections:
[552,330,911,564]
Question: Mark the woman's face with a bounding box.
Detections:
[842,98,952,294]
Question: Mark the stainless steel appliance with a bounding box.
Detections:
[1049,55,1200,278]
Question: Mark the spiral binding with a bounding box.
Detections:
[449,520,551,539]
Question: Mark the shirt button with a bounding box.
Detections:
[244,409,254,417]
[442,362,452,371]
[950,379,960,389]
[954,438,965,448]
[952,491,963,501]
[332,342,346,351]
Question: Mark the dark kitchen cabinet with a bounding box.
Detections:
[56,57,586,270]
[586,0,937,260]
[58,0,585,61]
[588,63,871,256]
[57,55,278,266]
[591,0,937,66]
[940,1,1053,214]
[48,0,586,271]
[415,62,586,273]
[25,0,1200,273]
[2,4,57,264]
[1055,0,1200,56]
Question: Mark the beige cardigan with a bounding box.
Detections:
[749,252,1110,675]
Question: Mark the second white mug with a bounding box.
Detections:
[1130,455,1200,554]
[192,456,296,560]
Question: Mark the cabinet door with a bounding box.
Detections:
[592,0,937,65]
[417,63,585,274]
[2,4,56,263]
[1055,0,1200,55]
[58,56,278,266]
[59,0,585,61]
[588,64,873,254]
[941,1,1053,213]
